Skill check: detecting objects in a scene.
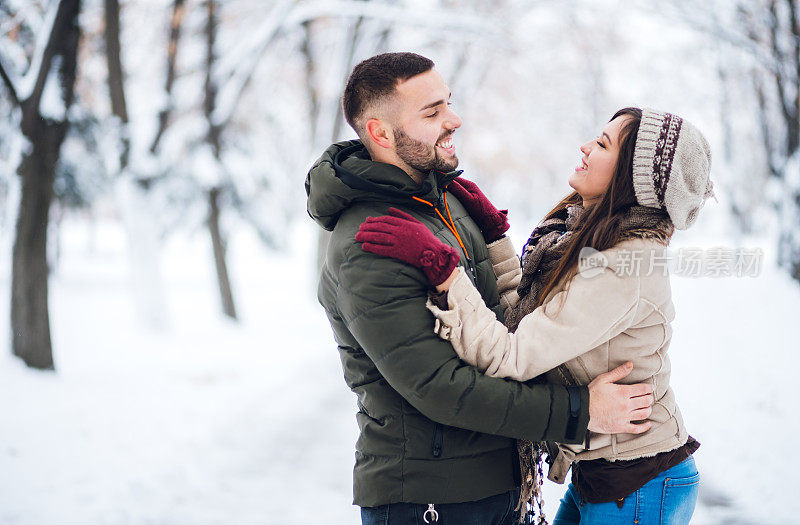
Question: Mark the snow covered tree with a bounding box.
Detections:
[656,0,799,281]
[100,0,171,330]
[708,1,796,251]
[0,0,82,369]
[749,0,800,281]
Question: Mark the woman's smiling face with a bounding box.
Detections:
[569,115,633,206]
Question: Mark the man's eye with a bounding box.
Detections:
[426,111,438,118]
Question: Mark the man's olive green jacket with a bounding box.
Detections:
[305,140,589,507]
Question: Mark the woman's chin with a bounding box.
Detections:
[567,183,590,204]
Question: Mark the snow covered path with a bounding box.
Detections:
[0,220,356,524]
[0,218,796,524]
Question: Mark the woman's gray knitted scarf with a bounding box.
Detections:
[508,203,672,523]
[505,203,672,332]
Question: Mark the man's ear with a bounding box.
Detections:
[365,118,393,149]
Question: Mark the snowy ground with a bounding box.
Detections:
[0,216,797,524]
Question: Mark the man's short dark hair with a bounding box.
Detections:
[343,52,435,135]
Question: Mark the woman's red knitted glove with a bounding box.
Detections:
[356,208,460,286]
[447,177,509,243]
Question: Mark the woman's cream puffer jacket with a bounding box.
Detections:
[426,235,688,483]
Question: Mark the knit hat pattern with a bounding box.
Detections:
[632,108,714,230]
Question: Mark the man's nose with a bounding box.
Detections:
[444,108,462,130]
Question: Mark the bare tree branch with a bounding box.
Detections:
[18,0,63,107]
[104,0,130,172]
[300,20,320,143]
[104,0,128,123]
[211,0,498,130]
[150,0,186,154]
[0,50,20,106]
[652,0,780,73]
[767,1,793,139]
[286,0,498,34]
[329,14,364,143]
[210,0,294,128]
[785,0,799,153]
[752,68,781,178]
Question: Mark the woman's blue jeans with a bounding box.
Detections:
[552,456,699,525]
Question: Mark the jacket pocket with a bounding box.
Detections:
[432,423,443,458]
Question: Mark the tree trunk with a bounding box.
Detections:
[104,0,129,135]
[780,0,800,283]
[10,0,81,370]
[203,0,237,319]
[150,0,186,153]
[105,0,169,330]
[208,187,236,319]
[116,179,170,329]
[11,123,63,370]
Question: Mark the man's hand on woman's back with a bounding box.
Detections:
[587,361,654,435]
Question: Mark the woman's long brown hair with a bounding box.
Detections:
[534,107,644,308]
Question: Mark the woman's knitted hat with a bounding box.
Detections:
[632,108,714,230]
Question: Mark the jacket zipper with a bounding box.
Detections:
[434,194,478,282]
[423,503,439,523]
[410,191,478,282]
[431,423,443,457]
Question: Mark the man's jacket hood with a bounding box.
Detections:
[305,139,460,231]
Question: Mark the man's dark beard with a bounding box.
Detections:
[393,128,458,174]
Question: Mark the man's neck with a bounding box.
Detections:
[388,155,426,185]
[403,167,427,186]
[366,145,426,186]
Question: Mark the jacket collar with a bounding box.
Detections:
[333,141,461,205]
[306,139,462,231]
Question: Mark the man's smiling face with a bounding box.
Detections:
[387,69,463,177]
